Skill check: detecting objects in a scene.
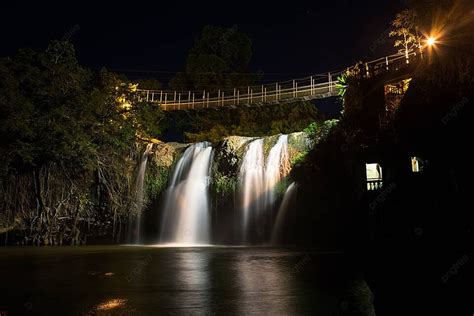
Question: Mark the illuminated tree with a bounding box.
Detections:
[389,9,423,63]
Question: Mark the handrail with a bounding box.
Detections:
[134,50,421,111]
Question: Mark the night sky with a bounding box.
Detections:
[1,1,406,85]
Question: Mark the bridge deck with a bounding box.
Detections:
[135,51,419,111]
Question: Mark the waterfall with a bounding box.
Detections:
[133,143,153,244]
[159,142,213,245]
[239,135,290,244]
[264,135,289,208]
[271,182,297,244]
[239,139,265,243]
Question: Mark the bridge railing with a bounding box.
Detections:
[136,76,340,111]
[135,50,421,111]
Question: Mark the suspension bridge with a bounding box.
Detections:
[136,51,419,111]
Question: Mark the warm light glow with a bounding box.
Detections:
[95,298,127,311]
[427,37,437,46]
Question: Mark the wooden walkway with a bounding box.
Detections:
[136,51,420,111]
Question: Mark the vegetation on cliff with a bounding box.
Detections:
[0,41,166,244]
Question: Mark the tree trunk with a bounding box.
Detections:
[33,168,45,217]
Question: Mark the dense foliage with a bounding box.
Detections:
[0,41,166,244]
[171,101,324,143]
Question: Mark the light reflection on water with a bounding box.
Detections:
[0,247,348,315]
[171,251,213,315]
[235,253,296,315]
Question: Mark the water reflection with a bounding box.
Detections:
[95,298,127,311]
[235,253,297,315]
[0,247,348,315]
[172,250,212,314]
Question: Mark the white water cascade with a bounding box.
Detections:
[271,182,298,244]
[239,135,290,243]
[239,139,265,242]
[159,142,213,246]
[265,135,289,208]
[132,143,153,244]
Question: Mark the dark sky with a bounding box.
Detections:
[1,1,406,84]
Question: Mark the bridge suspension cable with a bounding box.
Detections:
[135,51,420,111]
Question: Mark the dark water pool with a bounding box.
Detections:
[0,246,372,315]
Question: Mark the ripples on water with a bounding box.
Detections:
[0,246,368,315]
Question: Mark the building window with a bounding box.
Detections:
[411,157,423,173]
[366,163,383,191]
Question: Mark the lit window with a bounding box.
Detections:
[411,157,423,173]
[366,163,383,191]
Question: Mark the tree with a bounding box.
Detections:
[135,78,162,90]
[179,101,323,143]
[389,9,423,63]
[170,26,258,91]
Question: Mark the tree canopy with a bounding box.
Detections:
[170,25,258,91]
[0,41,165,177]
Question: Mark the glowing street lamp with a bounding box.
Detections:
[427,37,437,47]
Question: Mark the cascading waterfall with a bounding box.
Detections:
[132,143,154,244]
[264,135,289,208]
[239,139,265,243]
[271,182,298,244]
[239,135,290,243]
[159,142,213,245]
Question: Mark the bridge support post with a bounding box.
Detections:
[207,93,210,108]
[261,85,264,102]
[310,76,313,95]
[247,87,250,104]
[292,80,296,98]
[164,93,168,111]
[160,91,163,103]
[275,83,278,101]
[237,90,240,105]
[173,91,177,110]
[218,90,220,107]
[188,91,191,109]
[192,93,195,109]
[233,88,236,106]
[222,92,225,107]
[385,57,389,71]
[178,93,181,110]
[146,90,149,102]
[328,73,332,93]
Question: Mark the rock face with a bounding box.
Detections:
[150,142,188,169]
[143,132,311,206]
[209,132,310,199]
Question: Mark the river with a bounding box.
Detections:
[0,246,374,315]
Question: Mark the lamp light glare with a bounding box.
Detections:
[427,37,436,46]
